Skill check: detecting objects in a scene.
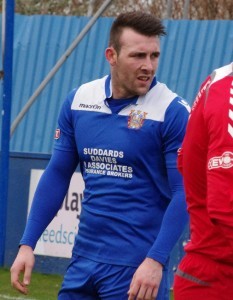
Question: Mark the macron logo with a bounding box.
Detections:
[79,103,101,110]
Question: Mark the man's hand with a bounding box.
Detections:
[128,258,163,300]
[10,245,35,294]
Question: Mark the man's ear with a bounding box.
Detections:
[105,47,117,66]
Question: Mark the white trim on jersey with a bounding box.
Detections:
[70,75,180,122]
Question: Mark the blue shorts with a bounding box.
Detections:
[58,255,169,300]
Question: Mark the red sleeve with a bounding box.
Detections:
[176,75,211,176]
[205,74,233,248]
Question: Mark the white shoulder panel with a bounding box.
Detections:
[71,75,110,113]
[71,78,179,121]
[211,62,233,85]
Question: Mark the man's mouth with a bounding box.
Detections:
[138,76,150,82]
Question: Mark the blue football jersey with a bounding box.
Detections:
[54,75,190,267]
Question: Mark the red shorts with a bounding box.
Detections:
[173,253,233,300]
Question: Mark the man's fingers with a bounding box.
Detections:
[151,286,158,299]
[10,261,32,294]
[10,264,21,287]
[10,246,35,295]
[12,280,28,295]
[144,285,158,300]
[23,264,33,286]
[11,268,28,295]
[135,285,146,299]
[128,281,139,300]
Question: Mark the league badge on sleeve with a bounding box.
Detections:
[54,128,61,139]
[128,110,147,129]
[208,151,233,170]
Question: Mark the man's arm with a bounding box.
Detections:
[205,74,233,248]
[127,168,189,299]
[207,164,233,248]
[10,149,79,294]
[128,97,189,299]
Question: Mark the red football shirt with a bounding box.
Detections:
[178,63,233,264]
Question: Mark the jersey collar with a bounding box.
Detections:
[104,75,157,99]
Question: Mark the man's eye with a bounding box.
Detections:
[152,53,160,58]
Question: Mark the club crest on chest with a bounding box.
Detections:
[128,110,147,129]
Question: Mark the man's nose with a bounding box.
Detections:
[141,58,154,71]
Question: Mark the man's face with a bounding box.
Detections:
[106,28,160,99]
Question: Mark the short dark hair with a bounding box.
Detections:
[109,11,166,53]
